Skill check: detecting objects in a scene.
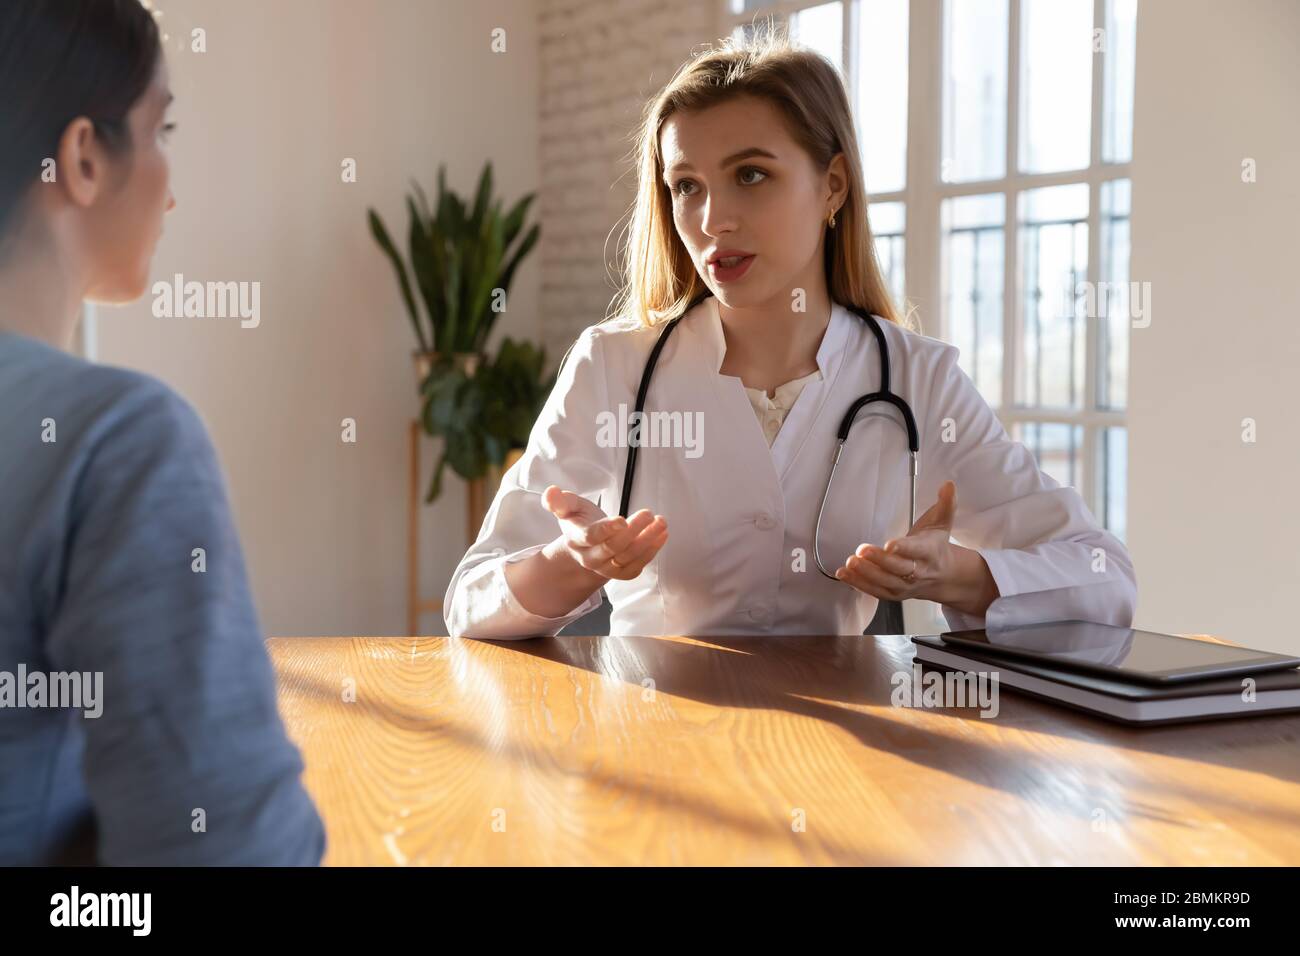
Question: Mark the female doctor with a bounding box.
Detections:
[444,29,1137,640]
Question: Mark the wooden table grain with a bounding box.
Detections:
[268,634,1300,866]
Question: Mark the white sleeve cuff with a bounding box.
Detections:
[447,544,605,640]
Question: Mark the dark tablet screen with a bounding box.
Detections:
[939,620,1300,683]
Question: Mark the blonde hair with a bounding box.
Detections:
[610,19,913,332]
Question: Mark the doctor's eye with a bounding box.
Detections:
[670,166,769,199]
[159,121,178,143]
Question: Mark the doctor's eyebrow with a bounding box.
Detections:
[663,146,779,181]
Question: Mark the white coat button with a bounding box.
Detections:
[754,513,776,530]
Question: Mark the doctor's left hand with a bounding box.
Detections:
[834,480,998,615]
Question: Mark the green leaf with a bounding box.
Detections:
[444,244,462,351]
[482,432,508,466]
[498,222,539,294]
[424,447,449,504]
[426,218,449,350]
[411,178,432,227]
[500,193,534,249]
[445,429,487,480]
[484,221,539,344]
[420,362,466,433]
[467,214,504,342]
[470,162,493,234]
[445,192,465,236]
[406,196,439,347]
[368,209,428,353]
[507,406,536,444]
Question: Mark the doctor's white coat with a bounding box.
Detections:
[444,296,1137,639]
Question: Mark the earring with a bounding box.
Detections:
[827,209,837,228]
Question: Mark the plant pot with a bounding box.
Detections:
[414,350,480,388]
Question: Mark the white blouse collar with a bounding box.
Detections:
[689,295,853,378]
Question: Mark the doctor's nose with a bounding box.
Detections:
[701,197,739,238]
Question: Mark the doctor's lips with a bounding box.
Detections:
[706,248,756,283]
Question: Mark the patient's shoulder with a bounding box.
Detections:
[0,331,218,497]
[1,330,203,436]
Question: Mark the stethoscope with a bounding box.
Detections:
[617,290,920,582]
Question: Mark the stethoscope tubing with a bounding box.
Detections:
[618,291,920,583]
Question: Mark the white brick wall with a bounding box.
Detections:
[537,0,722,359]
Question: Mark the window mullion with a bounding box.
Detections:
[1002,0,1021,416]
[842,0,854,95]
[1082,0,1106,513]
[907,0,942,338]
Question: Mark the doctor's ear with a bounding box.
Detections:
[822,152,849,216]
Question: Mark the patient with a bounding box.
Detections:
[0,0,324,865]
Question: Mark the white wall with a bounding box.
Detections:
[1127,0,1300,652]
[98,0,541,636]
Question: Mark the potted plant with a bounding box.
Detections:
[368,162,547,504]
[420,337,557,503]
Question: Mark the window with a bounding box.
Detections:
[724,0,1137,541]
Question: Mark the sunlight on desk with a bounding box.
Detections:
[268,634,1300,866]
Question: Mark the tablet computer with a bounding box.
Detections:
[938,620,1300,685]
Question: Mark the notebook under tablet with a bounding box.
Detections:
[938,620,1300,685]
[911,634,1300,725]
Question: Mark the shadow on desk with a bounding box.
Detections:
[486,630,1300,801]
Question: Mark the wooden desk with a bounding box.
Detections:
[268,634,1300,865]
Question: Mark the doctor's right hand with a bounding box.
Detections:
[541,485,668,581]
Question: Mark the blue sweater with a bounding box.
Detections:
[0,329,324,865]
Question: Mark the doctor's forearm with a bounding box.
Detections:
[503,536,608,619]
[939,545,1001,618]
